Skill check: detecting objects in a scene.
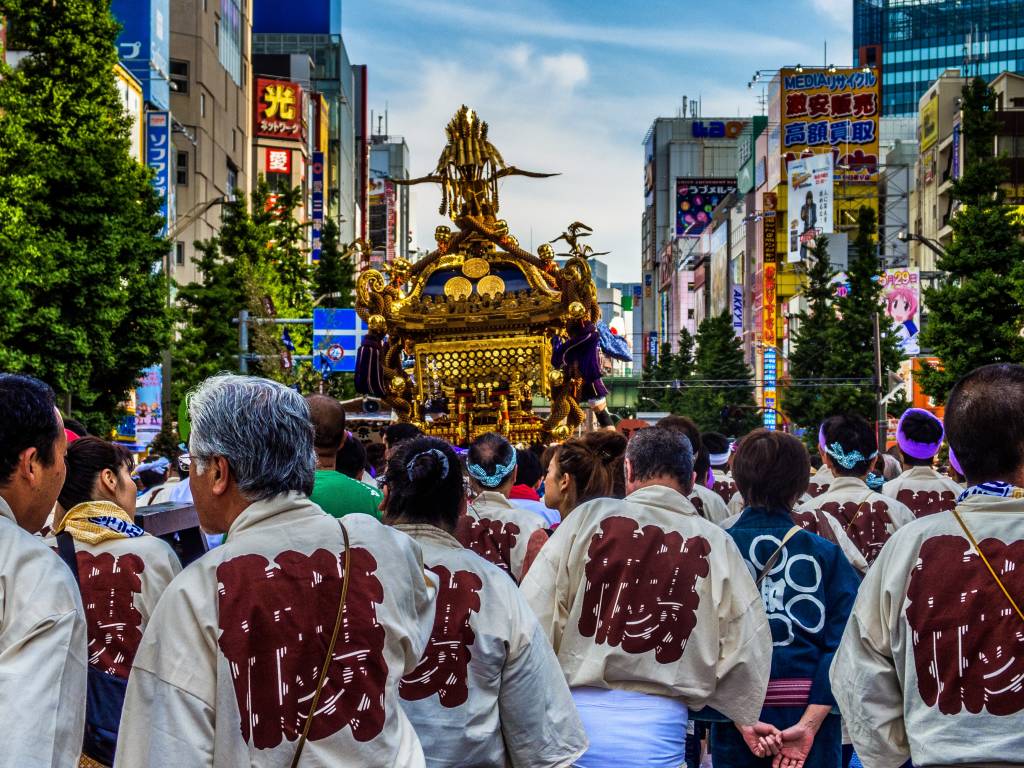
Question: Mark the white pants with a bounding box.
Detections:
[572,686,688,768]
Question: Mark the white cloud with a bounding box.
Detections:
[538,52,589,90]
[810,0,853,27]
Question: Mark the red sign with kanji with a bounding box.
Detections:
[265,147,291,175]
[255,78,304,142]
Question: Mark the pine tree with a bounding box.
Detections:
[783,235,840,448]
[919,77,1024,401]
[0,0,171,431]
[823,207,903,422]
[675,312,760,435]
[314,217,355,307]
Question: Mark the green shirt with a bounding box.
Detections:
[310,469,383,520]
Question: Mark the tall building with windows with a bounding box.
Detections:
[167,0,253,285]
[252,1,364,245]
[854,0,1024,117]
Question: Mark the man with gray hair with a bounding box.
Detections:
[522,427,772,766]
[115,374,437,768]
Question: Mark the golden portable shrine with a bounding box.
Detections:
[353,106,612,446]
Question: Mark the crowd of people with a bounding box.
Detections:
[1,363,1023,768]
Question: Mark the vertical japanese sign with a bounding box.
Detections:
[311,152,325,261]
[732,286,743,338]
[952,119,961,180]
[786,153,834,262]
[146,110,171,238]
[385,181,397,261]
[762,192,778,347]
[763,347,778,431]
[780,67,879,183]
[254,78,305,142]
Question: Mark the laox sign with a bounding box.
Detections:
[692,120,746,139]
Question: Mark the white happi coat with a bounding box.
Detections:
[46,520,182,681]
[115,492,437,768]
[688,483,731,525]
[727,490,813,520]
[521,485,771,726]
[395,524,587,768]
[795,476,914,566]
[831,492,1024,767]
[710,469,738,505]
[882,465,962,519]
[0,497,88,768]
[807,465,834,498]
[456,491,546,583]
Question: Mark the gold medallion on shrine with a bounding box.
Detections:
[477,275,505,296]
[462,258,490,279]
[443,276,473,299]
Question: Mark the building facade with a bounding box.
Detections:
[854,0,1024,116]
[368,135,411,264]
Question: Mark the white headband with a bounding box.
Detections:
[709,451,731,467]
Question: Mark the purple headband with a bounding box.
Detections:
[896,408,944,460]
[948,447,964,477]
[705,466,714,489]
[818,424,827,453]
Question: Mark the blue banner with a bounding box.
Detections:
[763,347,778,431]
[111,0,170,109]
[146,111,172,237]
[313,308,368,374]
[311,152,324,261]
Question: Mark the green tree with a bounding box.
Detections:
[313,217,355,307]
[824,207,904,422]
[675,312,759,436]
[783,235,841,448]
[0,0,171,431]
[919,77,1024,401]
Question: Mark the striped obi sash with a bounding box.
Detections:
[764,678,813,708]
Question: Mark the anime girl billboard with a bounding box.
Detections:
[881,269,921,355]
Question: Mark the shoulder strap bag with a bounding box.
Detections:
[950,506,1024,624]
[756,525,802,587]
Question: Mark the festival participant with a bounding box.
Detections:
[795,414,913,566]
[520,432,627,577]
[712,430,859,768]
[522,427,773,768]
[807,426,835,498]
[703,431,738,504]
[54,436,182,767]
[458,432,545,583]
[385,421,423,458]
[832,363,1024,767]
[0,374,87,768]
[114,374,437,767]
[336,430,376,486]
[382,436,588,767]
[882,408,962,517]
[509,447,559,525]
[134,456,171,502]
[660,416,731,524]
[306,394,383,519]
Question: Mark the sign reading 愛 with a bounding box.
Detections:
[266,147,291,175]
[786,153,834,263]
[255,78,304,142]
[780,67,879,183]
[676,178,736,237]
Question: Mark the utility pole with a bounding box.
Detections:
[238,309,249,374]
[873,312,886,449]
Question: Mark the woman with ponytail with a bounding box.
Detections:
[382,437,587,768]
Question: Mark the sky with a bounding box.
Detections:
[343,0,854,283]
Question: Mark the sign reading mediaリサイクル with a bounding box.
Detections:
[779,67,879,183]
[254,78,305,141]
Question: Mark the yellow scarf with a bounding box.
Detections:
[55,500,140,545]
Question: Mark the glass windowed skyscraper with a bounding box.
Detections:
[854,0,1024,116]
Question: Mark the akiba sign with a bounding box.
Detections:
[692,120,747,139]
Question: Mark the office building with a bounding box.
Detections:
[253,1,363,245]
[854,0,1024,117]
[368,134,412,264]
[165,0,253,285]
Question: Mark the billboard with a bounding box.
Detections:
[919,97,939,152]
[644,132,655,209]
[111,0,170,110]
[709,223,729,317]
[311,151,325,262]
[253,0,336,34]
[135,366,163,449]
[676,178,736,237]
[146,111,172,238]
[763,347,778,431]
[254,78,305,142]
[762,192,778,347]
[779,67,879,183]
[881,268,921,355]
[786,153,834,262]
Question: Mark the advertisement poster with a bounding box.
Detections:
[881,268,921,355]
[780,67,879,183]
[709,223,729,316]
[763,347,778,431]
[786,153,834,262]
[919,97,938,152]
[135,366,163,449]
[676,178,736,237]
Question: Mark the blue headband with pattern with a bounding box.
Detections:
[825,441,878,470]
[467,450,517,488]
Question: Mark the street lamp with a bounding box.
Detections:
[896,229,947,259]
